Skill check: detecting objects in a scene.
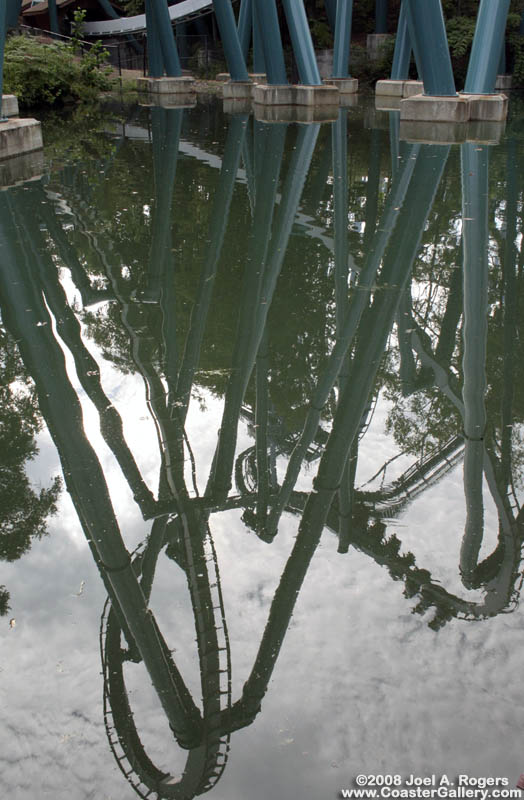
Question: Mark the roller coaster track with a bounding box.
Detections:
[83,0,235,37]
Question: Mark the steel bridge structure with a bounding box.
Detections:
[0,0,519,118]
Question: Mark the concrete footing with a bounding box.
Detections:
[137,76,195,94]
[323,77,358,94]
[367,33,392,60]
[222,80,254,100]
[253,83,339,107]
[375,79,424,97]
[0,118,43,162]
[2,95,20,118]
[400,92,508,122]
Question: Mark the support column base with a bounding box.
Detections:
[137,76,195,94]
[400,92,508,122]
[2,95,20,118]
[0,118,43,161]
[253,83,339,107]
[222,80,254,100]
[375,79,423,97]
[400,94,471,122]
[323,77,358,94]
[461,93,508,122]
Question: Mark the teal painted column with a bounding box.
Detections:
[464,0,511,94]
[7,0,22,28]
[332,0,353,79]
[0,0,6,121]
[281,0,321,85]
[152,0,182,76]
[252,2,266,74]
[48,0,59,34]
[390,2,411,79]
[237,0,252,58]
[144,0,167,77]
[325,0,336,32]
[376,0,388,33]
[405,0,455,95]
[213,0,249,81]
[253,0,287,85]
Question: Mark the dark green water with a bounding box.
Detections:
[1,94,524,800]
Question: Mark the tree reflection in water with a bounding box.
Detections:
[0,100,523,798]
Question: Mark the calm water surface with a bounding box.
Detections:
[1,94,524,800]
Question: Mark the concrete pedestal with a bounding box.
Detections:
[367,33,392,61]
[462,93,508,122]
[137,76,195,94]
[253,83,339,107]
[2,95,20,118]
[400,94,471,123]
[400,92,508,123]
[0,118,43,162]
[324,77,358,94]
[222,81,254,100]
[376,79,423,97]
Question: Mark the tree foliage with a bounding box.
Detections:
[4,33,113,108]
[0,326,61,564]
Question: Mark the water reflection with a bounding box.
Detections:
[0,100,523,798]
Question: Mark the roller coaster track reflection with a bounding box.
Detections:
[1,105,523,799]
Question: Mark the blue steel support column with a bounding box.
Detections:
[237,0,252,59]
[464,0,511,95]
[48,0,59,34]
[145,0,166,77]
[152,0,182,77]
[7,0,22,28]
[253,0,287,85]
[213,0,249,81]
[252,3,266,74]
[390,2,411,79]
[324,0,336,33]
[376,0,388,33]
[281,0,322,85]
[405,0,455,96]
[332,0,354,79]
[0,1,6,121]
